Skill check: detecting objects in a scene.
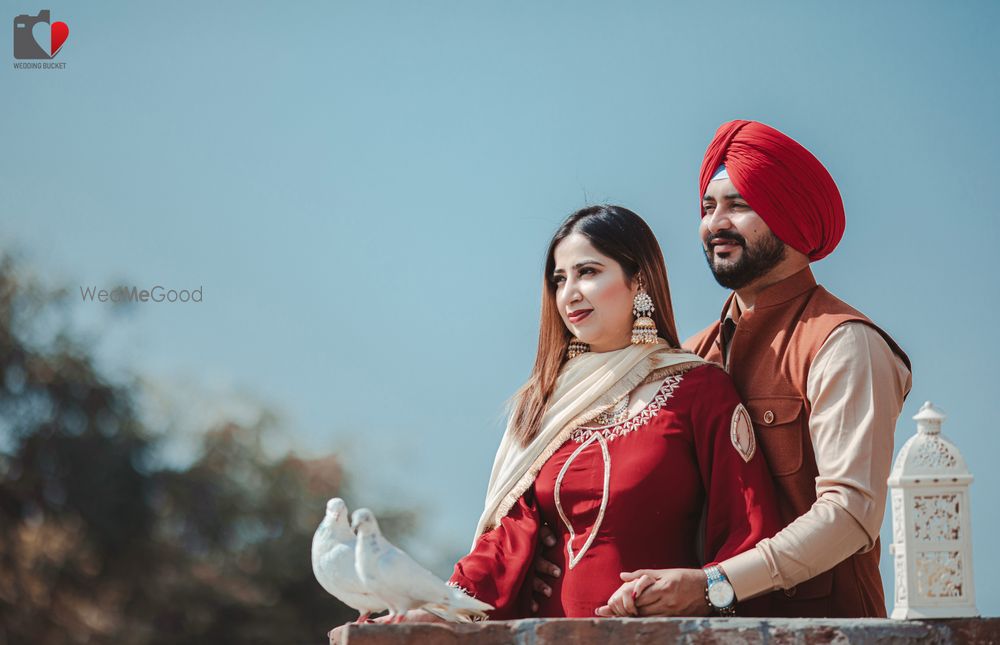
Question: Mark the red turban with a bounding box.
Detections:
[699,120,845,262]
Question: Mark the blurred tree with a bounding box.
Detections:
[0,254,414,644]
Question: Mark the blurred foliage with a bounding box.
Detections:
[0,255,414,644]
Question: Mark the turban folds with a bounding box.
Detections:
[699,120,845,261]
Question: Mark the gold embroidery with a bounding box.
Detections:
[554,431,611,569]
[570,374,684,443]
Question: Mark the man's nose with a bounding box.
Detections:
[703,208,733,236]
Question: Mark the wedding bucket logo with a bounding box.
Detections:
[13,10,68,65]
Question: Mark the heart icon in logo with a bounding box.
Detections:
[50,21,69,56]
[31,19,69,57]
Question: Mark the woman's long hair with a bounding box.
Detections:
[509,205,681,447]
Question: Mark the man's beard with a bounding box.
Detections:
[704,230,787,290]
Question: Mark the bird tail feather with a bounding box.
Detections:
[420,586,493,622]
[424,603,488,622]
[445,586,493,612]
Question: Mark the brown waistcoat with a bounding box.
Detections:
[686,268,910,618]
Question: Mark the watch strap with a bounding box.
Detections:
[703,565,737,616]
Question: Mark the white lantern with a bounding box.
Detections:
[888,401,978,619]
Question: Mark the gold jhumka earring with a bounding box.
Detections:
[631,278,658,345]
[567,338,589,359]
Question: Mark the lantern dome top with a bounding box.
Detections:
[889,402,972,484]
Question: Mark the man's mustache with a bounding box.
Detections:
[705,230,747,249]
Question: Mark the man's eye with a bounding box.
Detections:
[732,202,749,210]
[703,204,715,213]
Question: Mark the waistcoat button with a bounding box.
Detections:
[763,410,775,424]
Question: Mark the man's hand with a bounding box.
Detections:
[530,524,561,613]
[595,568,712,617]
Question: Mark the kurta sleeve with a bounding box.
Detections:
[689,366,783,598]
[449,487,541,619]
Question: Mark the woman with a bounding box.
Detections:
[437,205,779,619]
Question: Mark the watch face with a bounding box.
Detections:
[708,580,735,608]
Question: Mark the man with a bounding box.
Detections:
[535,120,912,618]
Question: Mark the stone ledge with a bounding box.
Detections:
[331,617,1000,645]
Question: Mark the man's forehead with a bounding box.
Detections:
[703,177,740,199]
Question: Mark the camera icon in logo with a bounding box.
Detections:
[13,10,69,59]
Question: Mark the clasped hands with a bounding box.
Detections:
[533,526,711,618]
[593,567,710,617]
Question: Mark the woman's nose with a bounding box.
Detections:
[563,278,583,303]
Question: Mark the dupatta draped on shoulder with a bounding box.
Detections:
[473,341,705,544]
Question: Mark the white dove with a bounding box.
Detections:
[351,508,493,623]
[311,498,387,624]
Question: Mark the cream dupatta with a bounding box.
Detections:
[472,341,705,545]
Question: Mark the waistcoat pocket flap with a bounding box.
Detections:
[746,397,804,477]
[746,397,803,427]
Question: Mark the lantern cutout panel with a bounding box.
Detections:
[888,401,978,619]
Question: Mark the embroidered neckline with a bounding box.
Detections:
[570,374,684,443]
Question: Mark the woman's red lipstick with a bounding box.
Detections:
[568,309,592,324]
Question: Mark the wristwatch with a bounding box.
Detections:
[703,565,736,616]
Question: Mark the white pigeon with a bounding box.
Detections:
[311,498,388,624]
[351,508,493,623]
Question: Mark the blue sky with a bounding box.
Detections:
[3,0,998,614]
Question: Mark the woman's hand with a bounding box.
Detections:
[595,572,656,617]
[596,568,712,617]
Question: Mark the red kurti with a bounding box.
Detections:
[451,364,782,618]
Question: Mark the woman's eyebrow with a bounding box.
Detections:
[553,260,604,274]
